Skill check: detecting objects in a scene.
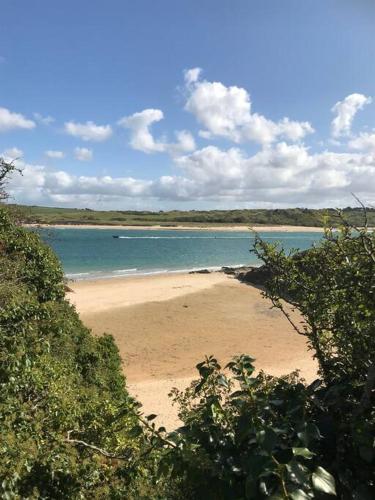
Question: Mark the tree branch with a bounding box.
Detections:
[65,430,133,460]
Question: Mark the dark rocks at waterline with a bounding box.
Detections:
[220,265,271,285]
[189,265,271,287]
[189,269,212,274]
[189,266,252,276]
[235,266,271,286]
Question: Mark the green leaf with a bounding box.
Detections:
[217,374,229,388]
[292,448,314,459]
[146,413,157,421]
[312,467,336,496]
[257,428,277,453]
[287,460,310,486]
[298,423,321,446]
[129,425,143,437]
[290,489,311,500]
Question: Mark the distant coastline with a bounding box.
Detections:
[24,223,325,233]
[15,204,375,230]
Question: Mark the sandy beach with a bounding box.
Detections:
[26,223,325,232]
[69,273,317,428]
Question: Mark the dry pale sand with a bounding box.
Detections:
[69,274,317,429]
[26,223,325,232]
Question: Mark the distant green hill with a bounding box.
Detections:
[10,204,375,227]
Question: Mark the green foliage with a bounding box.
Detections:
[0,206,166,498]
[253,223,375,384]
[0,157,22,202]
[0,209,65,302]
[154,356,336,499]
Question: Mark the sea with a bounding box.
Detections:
[37,227,323,280]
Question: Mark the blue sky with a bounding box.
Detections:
[1,0,375,209]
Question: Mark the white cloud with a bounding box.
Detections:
[33,113,55,125]
[7,159,152,207]
[64,120,112,142]
[348,132,375,153]
[331,93,372,138]
[4,69,375,210]
[45,150,65,159]
[118,109,165,153]
[6,143,375,209]
[169,130,196,155]
[118,108,195,155]
[184,70,314,145]
[74,147,93,161]
[0,107,35,132]
[184,67,202,86]
[3,147,23,160]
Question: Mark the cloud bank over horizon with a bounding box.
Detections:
[3,69,375,210]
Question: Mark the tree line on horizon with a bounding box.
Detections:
[10,203,375,228]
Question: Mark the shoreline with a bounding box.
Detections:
[66,264,254,281]
[24,223,325,233]
[69,272,317,428]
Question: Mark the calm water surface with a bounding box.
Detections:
[37,228,323,280]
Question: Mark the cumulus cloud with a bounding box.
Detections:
[184,70,314,145]
[7,159,152,206]
[118,109,195,155]
[173,143,348,199]
[74,147,93,161]
[331,93,372,138]
[45,150,65,159]
[6,142,375,209]
[348,132,375,153]
[64,120,112,141]
[4,69,375,209]
[0,107,35,132]
[118,109,165,153]
[33,113,55,125]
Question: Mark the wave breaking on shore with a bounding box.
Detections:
[66,263,252,281]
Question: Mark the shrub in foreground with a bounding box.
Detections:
[0,207,167,498]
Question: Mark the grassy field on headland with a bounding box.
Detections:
[11,203,375,227]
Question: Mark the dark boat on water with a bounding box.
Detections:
[112,235,120,238]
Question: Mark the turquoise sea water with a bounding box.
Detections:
[37,228,323,280]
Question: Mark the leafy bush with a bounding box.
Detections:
[0,207,164,498]
[159,356,337,499]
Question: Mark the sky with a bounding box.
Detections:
[1,0,375,210]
